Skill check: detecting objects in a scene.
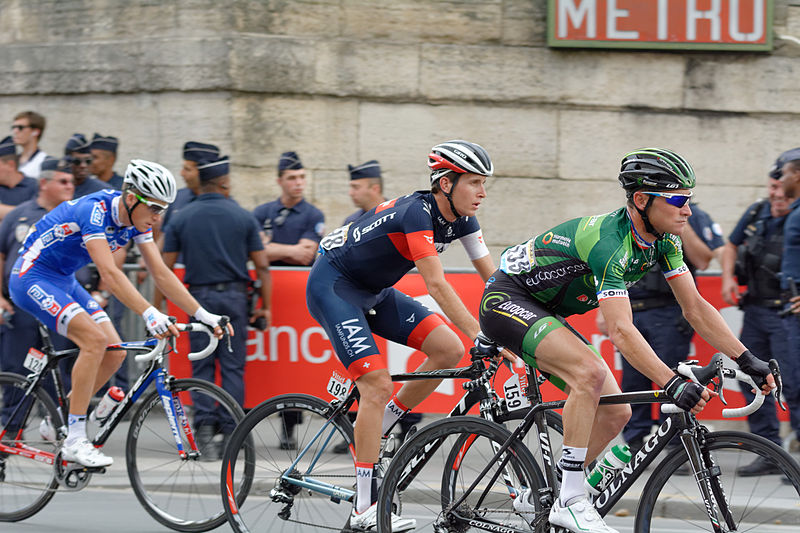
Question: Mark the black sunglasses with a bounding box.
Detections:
[11,124,33,131]
[70,156,93,166]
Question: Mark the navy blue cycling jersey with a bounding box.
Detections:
[320,191,487,293]
[16,190,152,277]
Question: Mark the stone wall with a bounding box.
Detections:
[1,0,799,267]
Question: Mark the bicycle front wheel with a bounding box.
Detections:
[637,431,800,532]
[221,393,356,533]
[126,378,247,532]
[0,372,61,522]
[377,416,544,533]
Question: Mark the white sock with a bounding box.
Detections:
[381,396,409,436]
[355,462,375,514]
[558,446,588,506]
[64,414,87,447]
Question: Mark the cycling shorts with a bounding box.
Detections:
[9,261,110,337]
[479,270,601,391]
[306,256,445,380]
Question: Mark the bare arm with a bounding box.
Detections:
[86,238,155,316]
[249,249,272,327]
[415,255,480,340]
[471,254,496,282]
[138,240,202,316]
[719,242,740,305]
[599,296,675,387]
[265,238,318,265]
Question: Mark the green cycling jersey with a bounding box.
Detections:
[498,206,688,317]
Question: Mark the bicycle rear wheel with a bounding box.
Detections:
[636,431,800,531]
[126,378,248,532]
[377,416,544,532]
[221,393,356,533]
[0,372,61,522]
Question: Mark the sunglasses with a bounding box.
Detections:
[70,157,93,166]
[133,192,168,216]
[642,191,693,208]
[11,124,33,131]
[274,207,291,227]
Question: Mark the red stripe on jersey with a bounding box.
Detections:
[346,353,387,379]
[407,313,446,350]
[388,230,437,262]
[375,198,398,213]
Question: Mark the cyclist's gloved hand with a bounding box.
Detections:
[736,349,772,392]
[472,332,501,357]
[142,305,171,336]
[194,307,234,337]
[664,374,705,412]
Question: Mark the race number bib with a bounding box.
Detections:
[320,224,351,251]
[23,348,47,374]
[327,370,352,401]
[503,372,531,412]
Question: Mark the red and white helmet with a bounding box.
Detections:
[428,140,494,186]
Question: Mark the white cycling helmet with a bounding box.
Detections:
[123,159,177,204]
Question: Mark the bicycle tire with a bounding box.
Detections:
[221,393,356,533]
[0,371,61,522]
[126,377,248,532]
[636,431,800,532]
[377,416,544,533]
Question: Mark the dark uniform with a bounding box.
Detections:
[74,177,108,199]
[0,176,37,206]
[781,192,800,444]
[729,198,793,447]
[253,199,324,266]
[163,159,263,434]
[161,188,196,232]
[622,204,724,449]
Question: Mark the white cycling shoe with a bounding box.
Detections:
[349,503,416,532]
[549,497,619,533]
[512,488,537,515]
[39,416,57,442]
[61,438,113,467]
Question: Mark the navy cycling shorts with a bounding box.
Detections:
[306,256,445,380]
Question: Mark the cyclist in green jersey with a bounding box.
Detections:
[478,148,776,533]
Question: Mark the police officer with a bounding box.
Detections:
[162,154,271,458]
[607,202,724,453]
[0,135,38,220]
[89,133,124,189]
[0,157,75,413]
[720,155,793,475]
[64,133,106,199]
[253,151,324,266]
[161,141,221,233]
[344,160,386,224]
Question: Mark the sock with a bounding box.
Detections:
[355,462,375,513]
[65,414,87,447]
[558,446,587,506]
[382,395,409,436]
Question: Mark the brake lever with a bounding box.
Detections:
[714,358,727,406]
[218,315,232,353]
[769,359,786,411]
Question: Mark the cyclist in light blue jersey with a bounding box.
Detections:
[9,159,232,468]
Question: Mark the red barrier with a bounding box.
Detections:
[168,269,785,421]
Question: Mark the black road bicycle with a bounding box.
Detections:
[220,346,566,532]
[0,320,254,532]
[376,353,800,532]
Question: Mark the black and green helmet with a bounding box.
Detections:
[618,148,696,192]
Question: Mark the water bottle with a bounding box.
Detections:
[90,386,124,423]
[584,444,632,496]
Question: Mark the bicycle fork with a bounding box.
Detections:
[154,372,197,460]
[680,425,734,532]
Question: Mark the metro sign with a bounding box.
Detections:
[548,0,773,51]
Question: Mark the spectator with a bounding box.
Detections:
[720,152,795,475]
[253,151,324,266]
[11,111,48,179]
[777,148,800,459]
[0,136,38,220]
[90,134,123,189]
[163,154,271,459]
[344,160,386,224]
[0,158,75,411]
[161,142,221,233]
[601,202,723,454]
[64,133,106,199]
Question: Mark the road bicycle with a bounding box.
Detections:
[220,345,566,532]
[376,352,800,532]
[0,319,254,532]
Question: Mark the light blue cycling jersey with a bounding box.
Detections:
[17,189,153,277]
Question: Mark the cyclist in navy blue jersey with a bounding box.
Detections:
[307,140,515,531]
[8,159,232,468]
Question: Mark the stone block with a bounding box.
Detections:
[501,0,548,46]
[341,0,503,44]
[231,0,342,37]
[231,36,318,93]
